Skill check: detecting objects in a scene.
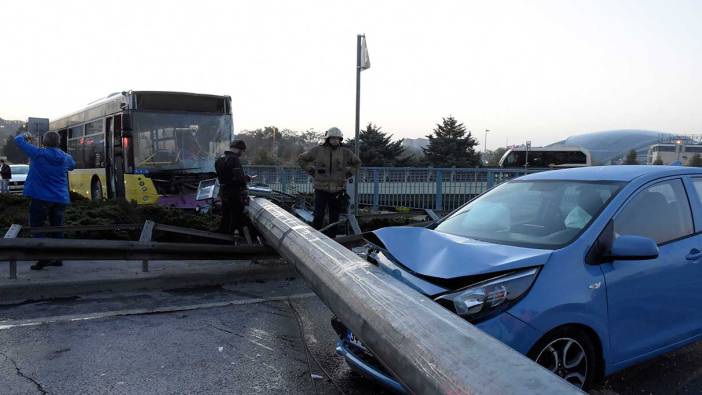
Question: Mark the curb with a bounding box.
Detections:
[0,260,297,304]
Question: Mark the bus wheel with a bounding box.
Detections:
[91,179,103,202]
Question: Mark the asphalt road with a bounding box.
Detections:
[0,278,700,394]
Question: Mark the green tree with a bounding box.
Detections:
[251,148,281,165]
[236,127,322,166]
[652,156,664,165]
[422,116,480,167]
[687,153,702,167]
[345,123,406,167]
[398,153,424,167]
[623,149,639,165]
[3,126,28,164]
[298,129,324,145]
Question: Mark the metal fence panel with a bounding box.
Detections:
[244,165,547,212]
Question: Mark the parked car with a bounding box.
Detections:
[333,165,702,391]
[8,164,28,194]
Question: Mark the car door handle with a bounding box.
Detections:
[686,249,702,261]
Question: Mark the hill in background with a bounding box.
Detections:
[401,137,428,156]
[0,118,23,139]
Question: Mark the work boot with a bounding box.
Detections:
[30,260,50,270]
[47,260,63,267]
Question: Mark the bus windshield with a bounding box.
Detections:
[132,112,232,173]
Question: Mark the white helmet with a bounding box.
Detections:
[324,127,343,140]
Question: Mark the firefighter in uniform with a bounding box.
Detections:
[215,140,251,235]
[297,127,361,237]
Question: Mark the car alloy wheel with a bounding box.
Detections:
[535,337,588,388]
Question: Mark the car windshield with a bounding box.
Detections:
[10,165,28,174]
[132,112,232,173]
[435,180,624,249]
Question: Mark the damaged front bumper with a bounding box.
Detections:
[331,318,407,394]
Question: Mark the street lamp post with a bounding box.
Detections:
[525,140,532,173]
[353,34,369,215]
[484,129,490,165]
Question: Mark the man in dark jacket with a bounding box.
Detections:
[297,127,361,237]
[15,132,76,270]
[0,160,11,193]
[215,140,251,235]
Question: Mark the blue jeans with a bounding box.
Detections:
[29,199,67,239]
[0,179,8,193]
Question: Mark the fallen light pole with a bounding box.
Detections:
[248,198,581,395]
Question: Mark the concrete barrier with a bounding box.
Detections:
[248,197,581,395]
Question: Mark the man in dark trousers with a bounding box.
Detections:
[0,159,11,193]
[297,127,361,238]
[15,131,76,270]
[215,140,251,236]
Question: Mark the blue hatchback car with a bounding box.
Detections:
[332,166,702,391]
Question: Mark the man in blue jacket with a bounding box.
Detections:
[15,131,76,270]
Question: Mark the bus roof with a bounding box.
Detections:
[49,91,232,131]
[503,146,586,152]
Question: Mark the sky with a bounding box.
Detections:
[1,0,701,149]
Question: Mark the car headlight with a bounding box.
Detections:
[435,268,539,322]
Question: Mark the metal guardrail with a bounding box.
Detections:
[248,197,581,394]
[22,224,143,234]
[0,238,273,261]
[244,165,546,212]
[0,222,277,279]
[0,214,416,280]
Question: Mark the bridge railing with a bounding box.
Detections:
[243,166,548,211]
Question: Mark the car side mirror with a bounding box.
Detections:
[610,235,659,260]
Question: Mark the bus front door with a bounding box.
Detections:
[105,117,115,199]
[111,116,126,199]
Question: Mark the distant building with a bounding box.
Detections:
[649,136,702,165]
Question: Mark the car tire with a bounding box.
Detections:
[91,179,103,202]
[527,327,601,390]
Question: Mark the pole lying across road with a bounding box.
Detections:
[248,197,582,395]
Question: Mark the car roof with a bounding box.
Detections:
[519,165,702,182]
